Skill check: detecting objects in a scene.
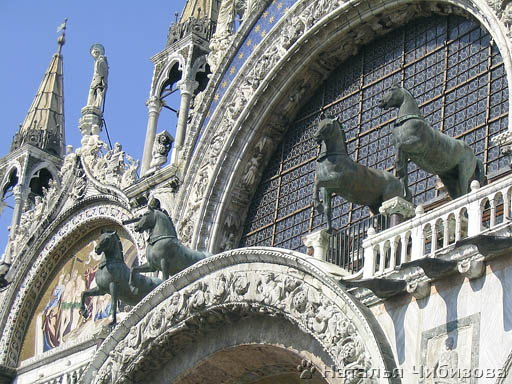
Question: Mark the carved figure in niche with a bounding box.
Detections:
[149,131,173,171]
[129,205,211,283]
[258,273,283,306]
[433,337,459,384]
[378,84,485,200]
[313,115,406,232]
[79,231,162,326]
[242,152,263,188]
[87,44,109,109]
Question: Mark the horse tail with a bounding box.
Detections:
[474,159,486,187]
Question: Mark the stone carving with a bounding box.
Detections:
[313,116,406,232]
[79,231,161,326]
[297,358,317,379]
[78,128,139,190]
[59,144,77,179]
[87,44,109,109]
[71,168,87,201]
[219,213,239,252]
[378,84,485,200]
[130,206,210,281]
[14,179,60,244]
[149,131,173,172]
[92,268,375,383]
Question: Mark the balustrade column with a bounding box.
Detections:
[467,181,482,236]
[443,217,450,248]
[389,241,397,269]
[490,198,496,228]
[431,222,438,255]
[455,213,462,242]
[362,228,376,278]
[141,96,163,176]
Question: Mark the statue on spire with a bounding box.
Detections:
[87,44,109,109]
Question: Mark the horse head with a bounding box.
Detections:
[134,208,156,233]
[95,230,121,258]
[378,83,404,109]
[314,116,348,154]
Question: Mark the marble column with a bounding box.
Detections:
[141,96,163,176]
[171,78,198,165]
[5,184,24,264]
[302,229,330,261]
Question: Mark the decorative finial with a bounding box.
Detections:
[175,12,179,23]
[56,18,67,54]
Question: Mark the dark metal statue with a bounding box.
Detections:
[79,231,162,326]
[313,116,406,232]
[130,206,210,283]
[378,84,485,200]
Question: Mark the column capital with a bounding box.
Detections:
[177,79,199,96]
[12,185,24,201]
[302,229,330,261]
[146,96,163,113]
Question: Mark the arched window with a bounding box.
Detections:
[241,14,509,253]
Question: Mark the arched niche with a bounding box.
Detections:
[173,0,512,253]
[0,199,144,369]
[79,248,400,384]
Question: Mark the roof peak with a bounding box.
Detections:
[11,21,67,158]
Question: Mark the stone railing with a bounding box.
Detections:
[30,364,87,384]
[362,177,511,278]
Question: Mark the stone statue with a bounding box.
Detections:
[149,131,173,171]
[87,44,109,109]
[313,116,406,232]
[129,205,211,284]
[79,231,162,326]
[378,84,485,200]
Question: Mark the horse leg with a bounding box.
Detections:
[395,148,410,200]
[322,188,333,233]
[313,176,324,214]
[130,262,155,286]
[160,258,170,280]
[109,281,118,327]
[80,286,103,319]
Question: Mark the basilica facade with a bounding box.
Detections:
[1,0,512,383]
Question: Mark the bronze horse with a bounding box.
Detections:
[378,84,485,199]
[130,207,210,284]
[79,231,162,326]
[313,116,406,232]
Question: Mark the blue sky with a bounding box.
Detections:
[0,0,188,253]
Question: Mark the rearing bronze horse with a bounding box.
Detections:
[313,116,406,232]
[378,84,485,199]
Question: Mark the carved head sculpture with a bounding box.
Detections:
[377,82,404,109]
[90,43,105,58]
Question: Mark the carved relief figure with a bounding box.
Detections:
[433,337,459,384]
[149,131,173,171]
[87,44,109,109]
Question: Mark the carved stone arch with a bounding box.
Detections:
[0,197,144,368]
[0,163,21,198]
[26,160,60,188]
[174,0,512,251]
[79,248,400,384]
[151,54,186,99]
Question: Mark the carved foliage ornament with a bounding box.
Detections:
[92,268,375,383]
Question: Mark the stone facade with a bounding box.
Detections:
[2,0,512,383]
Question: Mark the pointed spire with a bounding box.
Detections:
[11,20,67,158]
[179,0,219,23]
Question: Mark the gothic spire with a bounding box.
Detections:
[12,20,67,158]
[179,0,219,23]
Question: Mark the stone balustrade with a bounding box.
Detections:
[362,176,512,278]
[31,364,86,384]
